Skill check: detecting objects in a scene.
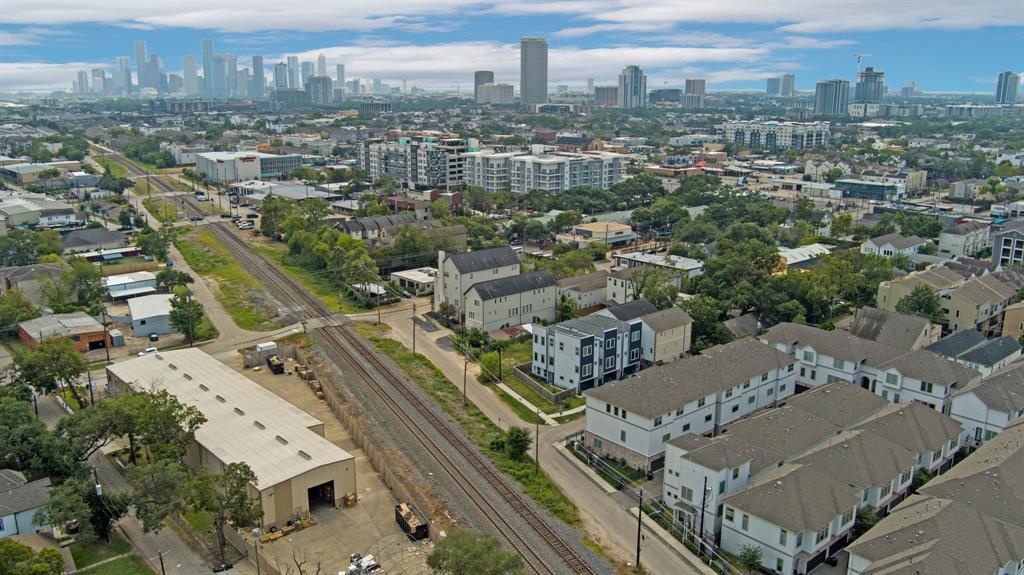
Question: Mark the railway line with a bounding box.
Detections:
[93,143,600,573]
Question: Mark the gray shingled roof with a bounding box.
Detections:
[468,270,555,301]
[724,404,842,460]
[670,433,780,475]
[640,307,693,332]
[556,270,609,292]
[783,382,890,428]
[794,429,917,490]
[848,307,932,351]
[554,314,624,338]
[854,402,964,454]
[864,232,926,251]
[925,330,988,358]
[958,336,1021,366]
[723,464,860,533]
[446,246,519,273]
[942,220,989,236]
[603,299,657,321]
[60,228,126,249]
[953,362,1024,414]
[586,338,796,418]
[0,471,51,516]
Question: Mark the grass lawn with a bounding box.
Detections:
[488,339,586,415]
[256,244,369,314]
[352,322,579,526]
[70,534,132,568]
[183,509,214,535]
[492,387,545,425]
[157,175,194,193]
[142,198,181,223]
[82,555,155,575]
[174,229,283,331]
[94,156,127,177]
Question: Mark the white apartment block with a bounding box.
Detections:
[583,338,797,471]
[720,121,831,151]
[463,270,556,332]
[477,83,514,105]
[433,247,520,323]
[950,362,1024,445]
[760,322,981,413]
[462,149,520,194]
[360,137,468,189]
[531,313,643,392]
[938,220,989,257]
[462,147,626,195]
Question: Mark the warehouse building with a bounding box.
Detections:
[106,349,357,530]
[127,293,174,336]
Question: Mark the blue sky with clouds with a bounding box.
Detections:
[1,0,1021,94]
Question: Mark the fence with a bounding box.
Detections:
[511,363,575,404]
[564,436,743,575]
[222,524,282,575]
[243,344,299,368]
[99,261,161,276]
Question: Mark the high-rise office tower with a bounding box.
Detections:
[996,71,1020,104]
[520,37,548,106]
[306,76,333,107]
[182,56,199,95]
[766,77,781,95]
[133,40,147,90]
[250,56,265,98]
[594,86,618,107]
[115,56,131,94]
[587,77,594,93]
[372,78,383,94]
[814,79,850,115]
[91,69,106,95]
[617,65,646,109]
[781,73,795,97]
[901,81,917,98]
[76,70,89,94]
[273,63,288,89]
[287,56,299,89]
[854,66,885,103]
[335,64,345,92]
[474,70,494,102]
[224,54,237,96]
[146,53,164,93]
[317,53,327,77]
[683,79,706,109]
[301,62,314,88]
[211,54,227,96]
[168,74,183,93]
[201,39,215,94]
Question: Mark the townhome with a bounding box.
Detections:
[846,306,941,351]
[637,307,693,363]
[761,322,981,412]
[463,270,556,332]
[992,219,1024,268]
[721,464,859,575]
[950,362,1024,445]
[606,266,683,305]
[938,220,989,257]
[934,335,1022,377]
[583,338,797,471]
[847,419,1024,575]
[555,270,608,312]
[854,402,967,474]
[531,313,643,392]
[434,247,519,323]
[859,232,926,258]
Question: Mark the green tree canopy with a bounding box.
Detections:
[895,284,943,321]
[427,531,523,575]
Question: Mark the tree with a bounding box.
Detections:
[184,463,263,565]
[127,460,190,533]
[0,288,40,331]
[67,258,105,313]
[831,213,853,238]
[556,294,578,321]
[0,538,64,575]
[137,229,170,261]
[260,195,297,239]
[429,199,451,219]
[463,186,491,212]
[678,296,733,352]
[156,268,193,292]
[504,426,531,461]
[427,530,522,575]
[0,229,42,266]
[895,284,942,321]
[823,167,845,183]
[438,302,457,324]
[628,267,676,306]
[35,477,129,543]
[523,220,548,242]
[737,544,764,574]
[793,196,815,222]
[478,351,501,383]
[169,294,205,345]
[13,338,88,407]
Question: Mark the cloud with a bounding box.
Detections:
[0,26,74,46]
[782,36,857,49]
[0,61,109,92]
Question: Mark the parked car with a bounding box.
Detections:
[148,333,159,342]
[138,347,158,357]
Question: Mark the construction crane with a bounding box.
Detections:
[855,53,872,74]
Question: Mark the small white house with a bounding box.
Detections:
[859,232,926,258]
[127,293,174,337]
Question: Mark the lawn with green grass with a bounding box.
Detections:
[82,555,155,575]
[484,339,585,415]
[352,322,579,526]
[142,198,180,223]
[94,156,127,177]
[493,387,545,425]
[256,244,369,314]
[174,229,283,331]
[70,534,132,568]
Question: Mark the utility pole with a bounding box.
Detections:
[535,409,540,473]
[101,309,111,364]
[636,487,644,569]
[411,301,417,354]
[698,476,708,557]
[498,347,503,381]
[158,551,166,575]
[93,467,109,542]
[463,356,468,407]
[87,370,95,406]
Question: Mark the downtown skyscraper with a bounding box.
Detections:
[854,66,886,103]
[201,38,215,95]
[251,56,265,98]
[182,55,198,95]
[617,65,646,109]
[815,79,850,115]
[133,40,147,91]
[520,37,548,106]
[996,71,1020,104]
[287,56,299,89]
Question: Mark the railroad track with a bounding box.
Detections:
[209,224,596,575]
[95,146,598,574]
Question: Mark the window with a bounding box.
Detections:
[732,467,740,480]
[842,508,854,526]
[920,381,933,394]
[731,405,739,413]
[606,339,615,349]
[900,470,911,484]
[767,387,775,396]
[605,357,615,369]
[630,348,640,361]
[725,389,733,398]
[632,330,640,342]
[582,364,593,378]
[779,529,788,546]
[724,507,735,521]
[776,558,784,572]
[787,363,794,372]
[748,395,755,404]
[880,482,891,498]
[705,413,713,422]
[761,372,769,381]
[583,345,592,356]
[620,430,626,442]
[885,373,899,386]
[795,532,803,547]
[682,423,691,432]
[741,514,749,531]
[662,433,670,442]
[680,485,693,502]
[606,403,611,413]
[719,480,726,494]
[833,358,845,369]
[815,525,829,544]
[559,341,565,351]
[697,397,706,408]
[802,350,815,362]
[654,416,663,426]
[594,438,602,449]
[744,381,751,389]
[800,367,806,377]
[779,384,786,392]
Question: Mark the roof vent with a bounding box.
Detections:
[154,354,164,360]
[254,420,265,430]
[215,394,226,403]
[275,435,288,445]
[234,407,245,416]
[183,373,193,380]
[168,363,177,370]
[198,383,209,391]
[298,450,311,460]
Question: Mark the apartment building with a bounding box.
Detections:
[462,147,626,194]
[876,267,1019,334]
[531,313,643,392]
[761,322,982,412]
[462,148,520,194]
[938,220,989,257]
[583,338,797,471]
[719,120,831,151]
[992,220,1024,267]
[927,332,1022,377]
[359,137,468,189]
[606,266,683,305]
[463,270,556,332]
[433,247,520,323]
[950,362,1024,445]
[859,232,926,258]
[555,270,609,311]
[846,306,941,351]
[847,419,1024,575]
[612,252,704,279]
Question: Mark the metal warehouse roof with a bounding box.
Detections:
[127,294,174,320]
[107,348,353,491]
[19,311,104,339]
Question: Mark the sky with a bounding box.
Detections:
[1,0,1022,94]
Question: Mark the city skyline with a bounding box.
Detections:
[1,0,1022,94]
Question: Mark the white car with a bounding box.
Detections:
[138,347,158,357]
